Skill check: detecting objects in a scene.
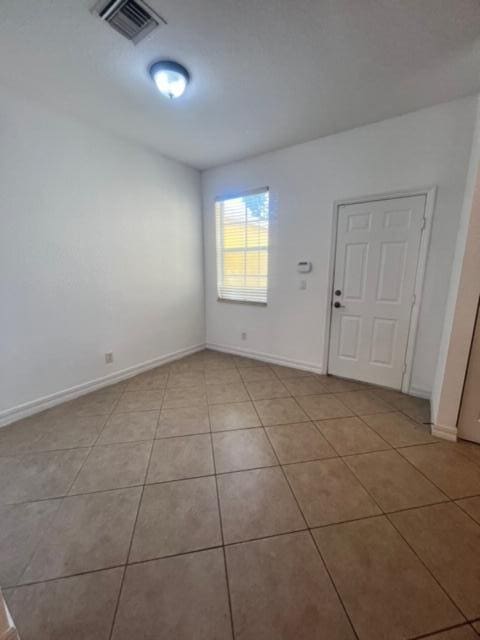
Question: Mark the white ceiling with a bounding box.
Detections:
[0,1,479,169]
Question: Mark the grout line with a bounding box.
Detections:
[10,563,128,591]
[309,529,361,640]
[386,512,467,624]
[107,410,158,640]
[408,622,478,640]
[260,409,360,639]
[15,387,128,587]
[208,409,236,640]
[300,420,467,624]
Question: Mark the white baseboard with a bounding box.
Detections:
[408,386,431,400]
[431,423,457,442]
[206,342,324,374]
[0,343,206,428]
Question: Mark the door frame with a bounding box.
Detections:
[323,185,437,394]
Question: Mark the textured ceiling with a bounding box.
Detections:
[0,0,479,169]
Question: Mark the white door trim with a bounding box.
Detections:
[324,185,436,394]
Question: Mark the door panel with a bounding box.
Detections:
[329,195,426,389]
[376,242,407,302]
[344,243,368,300]
[338,315,361,360]
[458,301,480,444]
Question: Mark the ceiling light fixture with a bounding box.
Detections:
[149,60,190,99]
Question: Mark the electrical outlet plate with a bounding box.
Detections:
[105,352,114,364]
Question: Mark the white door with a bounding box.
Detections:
[328,194,426,389]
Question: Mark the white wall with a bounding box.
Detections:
[202,97,477,395]
[431,97,480,440]
[0,87,204,420]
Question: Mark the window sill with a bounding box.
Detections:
[217,298,267,307]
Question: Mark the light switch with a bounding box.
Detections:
[300,280,307,290]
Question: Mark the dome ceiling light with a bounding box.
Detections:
[149,60,190,99]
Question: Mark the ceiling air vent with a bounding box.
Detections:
[93,0,166,44]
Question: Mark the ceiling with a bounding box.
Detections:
[0,1,479,170]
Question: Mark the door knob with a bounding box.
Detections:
[334,301,345,308]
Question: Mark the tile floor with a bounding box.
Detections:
[1,349,480,639]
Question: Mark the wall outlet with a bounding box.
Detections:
[241,332,247,341]
[105,352,114,364]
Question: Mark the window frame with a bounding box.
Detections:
[215,187,270,306]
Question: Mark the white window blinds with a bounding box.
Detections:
[215,188,270,304]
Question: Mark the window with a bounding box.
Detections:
[215,188,270,304]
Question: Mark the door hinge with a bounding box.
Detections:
[411,293,416,306]
[420,216,427,231]
[402,361,408,374]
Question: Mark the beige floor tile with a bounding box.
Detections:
[333,390,393,415]
[282,375,327,396]
[0,414,51,456]
[363,411,437,447]
[212,428,277,473]
[70,441,152,494]
[420,627,480,639]
[209,401,261,431]
[9,568,123,640]
[167,371,206,388]
[169,359,205,374]
[455,439,480,467]
[162,385,207,409]
[206,382,249,404]
[345,450,447,512]
[126,369,169,391]
[130,477,221,561]
[254,398,309,426]
[270,365,311,378]
[205,368,242,385]
[22,487,141,582]
[372,387,430,422]
[296,394,353,421]
[0,448,89,504]
[112,549,232,640]
[239,366,277,382]
[369,387,407,406]
[104,380,131,393]
[115,390,164,413]
[36,415,106,450]
[456,496,480,524]
[234,356,269,368]
[313,516,464,640]
[266,422,336,463]
[217,467,305,544]
[226,531,355,640]
[400,444,480,499]
[96,410,159,444]
[147,434,214,482]
[204,359,237,372]
[390,502,480,619]
[156,405,210,437]
[52,390,121,418]
[394,394,431,423]
[244,379,290,400]
[320,377,369,393]
[203,352,235,368]
[0,500,60,586]
[316,416,389,455]
[285,458,380,526]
